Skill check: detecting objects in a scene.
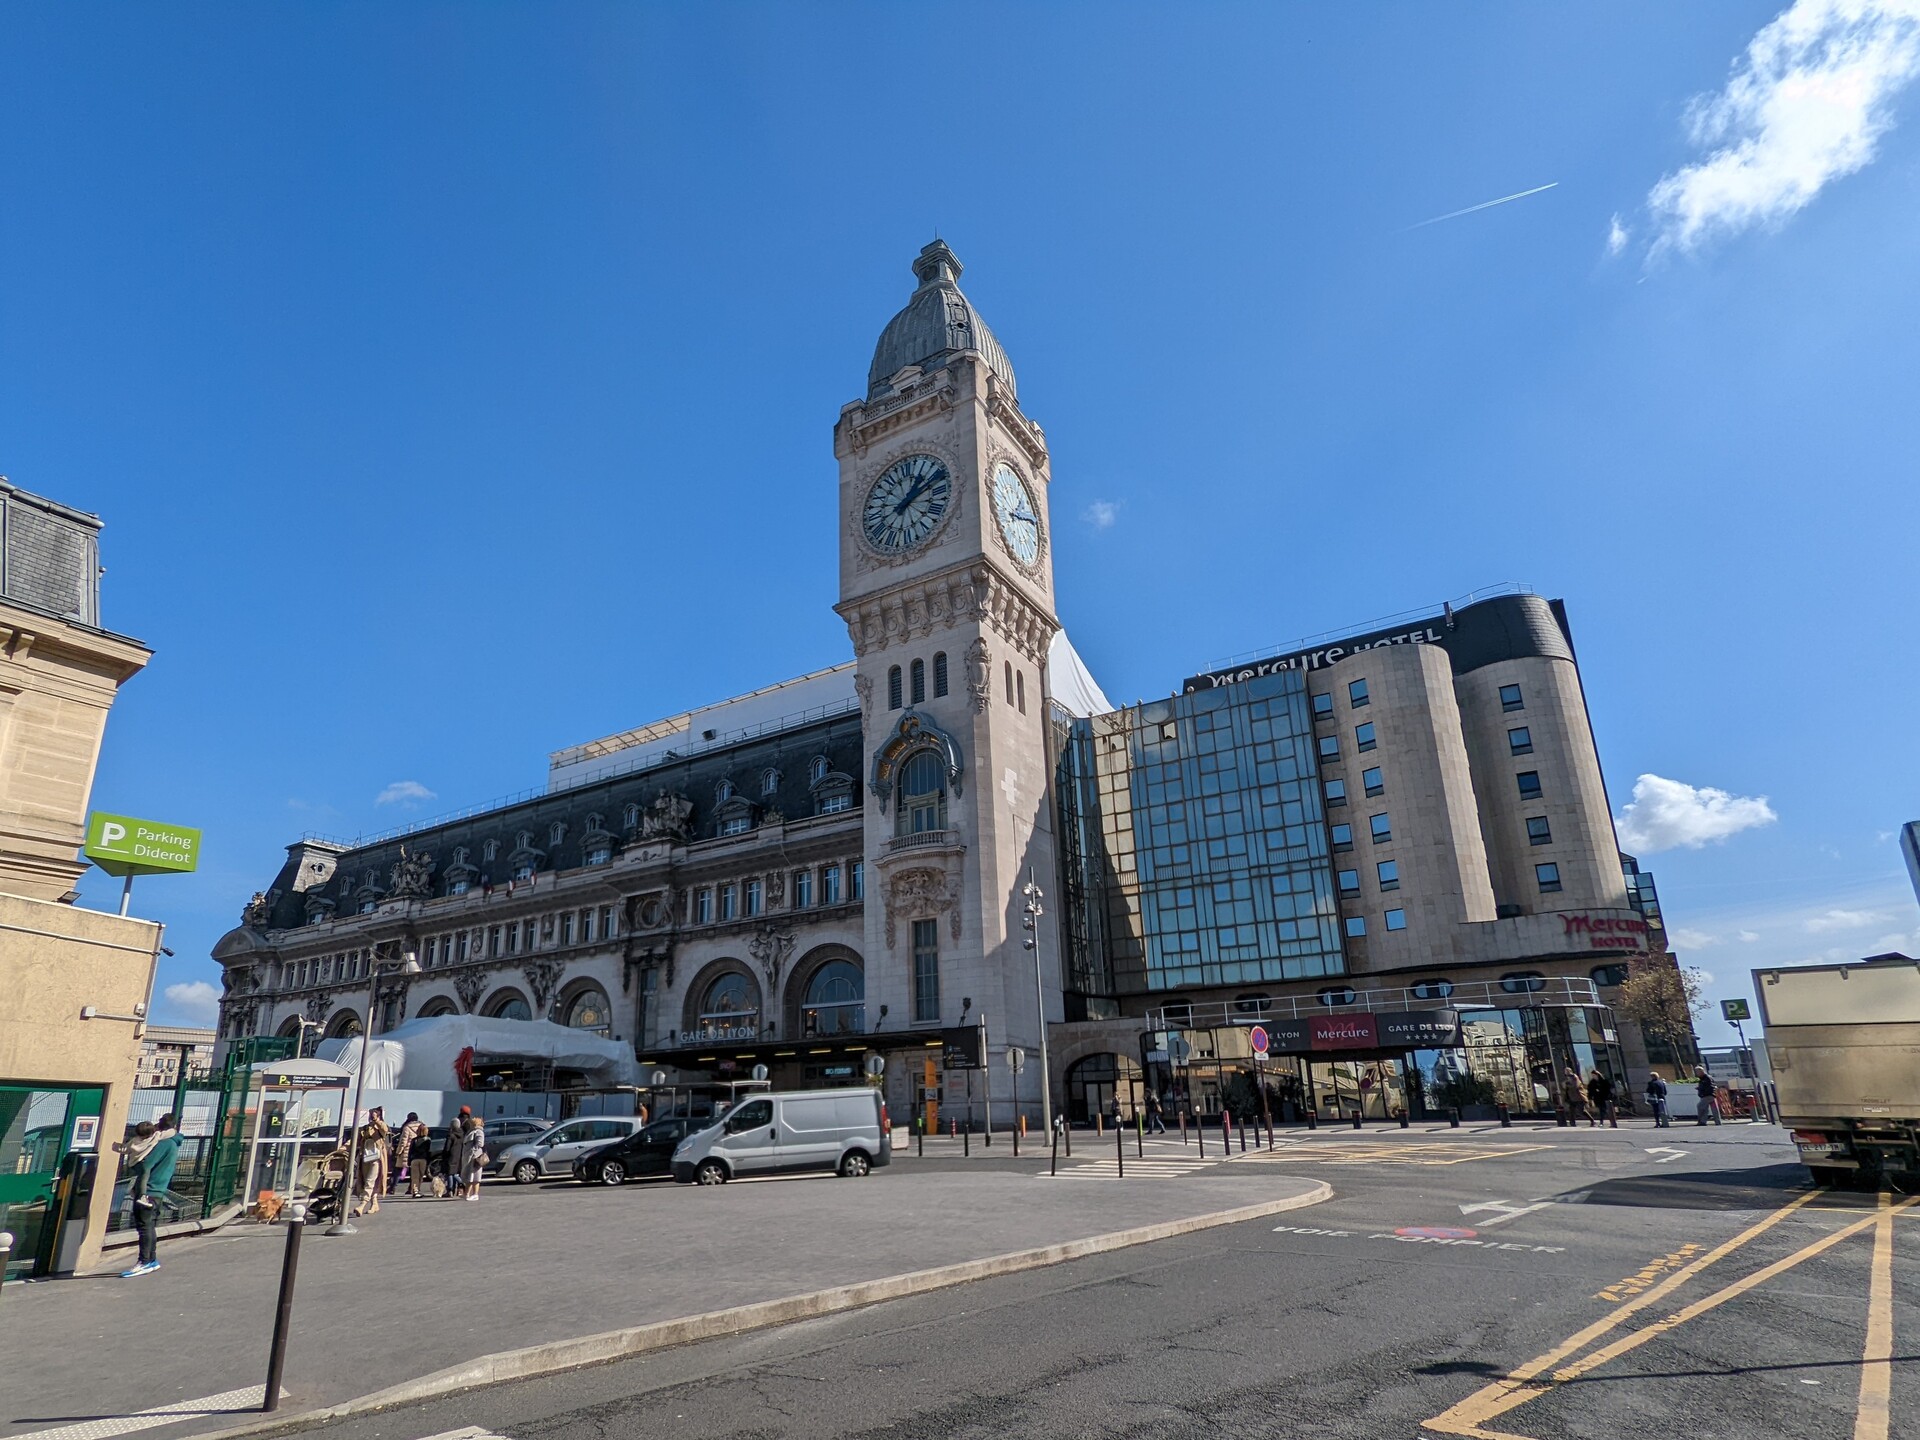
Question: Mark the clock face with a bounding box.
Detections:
[862,454,952,554]
[991,463,1042,568]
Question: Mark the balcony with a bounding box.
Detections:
[886,828,961,854]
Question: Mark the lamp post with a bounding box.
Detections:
[1021,869,1054,1135]
[326,941,420,1236]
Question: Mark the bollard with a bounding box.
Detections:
[1095,1111,1104,1138]
[1306,1107,1318,1131]
[1013,1114,1020,1158]
[1222,1110,1232,1155]
[963,1121,970,1157]
[949,1117,957,1138]
[1239,1115,1248,1153]
[1136,1110,1144,1159]
[1050,1123,1059,1177]
[917,1125,924,1159]
[1497,1103,1512,1128]
[1448,1108,1461,1129]
[1196,1110,1205,1158]
[1180,1109,1188,1146]
[0,1230,11,1312]
[1398,1110,1410,1129]
[1115,1114,1125,1178]
[263,1207,307,1412]
[1351,1110,1363,1129]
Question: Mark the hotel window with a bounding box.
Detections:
[1369,812,1392,843]
[822,864,843,905]
[1516,770,1543,800]
[1362,766,1384,797]
[1337,868,1361,895]
[912,918,940,1022]
[1508,726,1533,756]
[933,651,949,697]
[910,658,926,705]
[1312,693,1334,718]
[1344,915,1367,938]
[1324,778,1347,807]
[1526,816,1552,846]
[1318,735,1340,762]
[1331,823,1353,852]
[720,885,737,921]
[1348,678,1369,708]
[1500,683,1524,712]
[1355,722,1376,752]
[792,868,814,908]
[852,859,865,900]
[695,888,713,924]
[1535,862,1562,893]
[1501,971,1548,993]
[1376,859,1400,891]
[888,665,903,710]
[745,878,763,917]
[1385,908,1407,932]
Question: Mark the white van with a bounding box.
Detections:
[670,1088,890,1185]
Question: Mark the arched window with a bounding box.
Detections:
[888,665,903,710]
[623,802,641,830]
[1004,661,1013,704]
[910,658,925,704]
[809,755,829,784]
[933,652,948,698]
[563,985,613,1035]
[695,970,760,1042]
[761,768,780,796]
[486,992,533,1022]
[715,778,733,803]
[549,821,566,847]
[802,959,865,1038]
[1016,670,1026,714]
[895,749,948,836]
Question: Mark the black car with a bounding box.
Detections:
[573,1117,699,1185]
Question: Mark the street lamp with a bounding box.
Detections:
[326,941,420,1236]
[1021,869,1054,1135]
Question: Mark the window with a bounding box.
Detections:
[761,768,780,797]
[912,918,940,1022]
[695,888,713,924]
[819,792,852,814]
[809,755,830,784]
[1344,678,1369,709]
[512,861,535,883]
[1499,683,1524,712]
[721,814,752,837]
[1362,766,1384,797]
[1337,868,1361,895]
[888,665,903,710]
[1591,962,1630,988]
[1517,771,1543,800]
[1535,862,1562,893]
[1376,860,1400,891]
[1004,661,1014,704]
[488,926,502,958]
[1355,722,1376,752]
[483,839,499,862]
[1318,735,1340,761]
[1344,916,1367,938]
[1526,816,1552,846]
[1324,778,1347,807]
[745,878,762,917]
[457,932,469,962]
[933,652,948,697]
[851,860,864,900]
[792,869,813,908]
[822,864,843,905]
[720,885,738,920]
[1331,823,1353,852]
[1318,985,1357,1006]
[623,802,641,830]
[1384,908,1407,931]
[715,779,734,803]
[584,842,611,866]
[1508,726,1533,756]
[449,877,470,896]
[910,658,926,705]
[1369,812,1392,843]
[503,923,517,957]
[549,821,566,847]
[560,912,575,946]
[1016,670,1026,714]
[1501,971,1547,993]
[1410,978,1453,1000]
[601,905,616,939]
[1312,693,1334,718]
[802,959,865,1037]
[896,749,948,836]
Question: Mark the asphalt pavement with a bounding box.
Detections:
[144,1119,1914,1440]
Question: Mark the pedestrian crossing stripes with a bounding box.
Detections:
[1042,1156,1217,1180]
[7,1385,282,1440]
[414,1429,512,1440]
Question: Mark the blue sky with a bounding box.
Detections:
[5,4,1916,1046]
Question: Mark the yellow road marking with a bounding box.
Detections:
[1424,1188,1822,1436]
[1855,1191,1896,1440]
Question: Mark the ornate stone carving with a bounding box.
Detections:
[749,928,796,994]
[388,846,436,900]
[884,866,958,950]
[303,995,330,1025]
[639,790,694,842]
[835,562,1054,664]
[767,870,786,906]
[454,969,487,1014]
[523,959,566,1015]
[242,892,273,929]
[966,636,992,713]
[854,673,873,727]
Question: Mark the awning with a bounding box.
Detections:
[251,1057,354,1087]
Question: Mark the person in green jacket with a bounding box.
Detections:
[121,1113,180,1277]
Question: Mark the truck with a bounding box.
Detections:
[1755,955,1920,1189]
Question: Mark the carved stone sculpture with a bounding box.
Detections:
[388,846,437,900]
[454,969,487,1014]
[524,959,566,1015]
[966,636,992,714]
[242,892,273,929]
[640,790,695,842]
[749,928,796,994]
[854,672,873,727]
[884,866,958,949]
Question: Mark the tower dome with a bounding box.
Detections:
[867,240,1017,401]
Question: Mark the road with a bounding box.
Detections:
[208,1121,1910,1440]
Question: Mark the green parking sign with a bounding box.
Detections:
[84,811,201,877]
[1720,998,1752,1022]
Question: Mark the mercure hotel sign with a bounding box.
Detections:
[1185,619,1450,693]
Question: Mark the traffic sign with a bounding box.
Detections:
[865,1052,886,1078]
[1249,1025,1270,1056]
[1720,998,1752,1022]
[750,1064,769,1082]
[1005,1045,1026,1074]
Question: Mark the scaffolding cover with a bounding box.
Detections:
[318,1014,640,1091]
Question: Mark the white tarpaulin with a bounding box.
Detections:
[1049,630,1115,719]
[318,1014,640,1091]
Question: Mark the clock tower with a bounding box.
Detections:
[834,241,1063,1107]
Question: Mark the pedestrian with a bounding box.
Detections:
[349,1108,389,1217]
[441,1107,471,1198]
[113,1114,180,1277]
[1645,1070,1670,1127]
[1586,1070,1618,1128]
[1146,1091,1166,1134]
[460,1114,489,1202]
[1694,1066,1720,1125]
[392,1112,429,1197]
[1561,1066,1590,1126]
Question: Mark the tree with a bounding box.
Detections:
[1614,955,1706,1068]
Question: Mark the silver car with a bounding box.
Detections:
[492,1116,644,1184]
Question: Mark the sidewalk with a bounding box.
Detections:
[0,1150,1325,1439]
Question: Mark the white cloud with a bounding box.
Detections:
[1672,927,1720,949]
[161,980,220,1025]
[1083,500,1120,531]
[1606,213,1630,255]
[1615,773,1778,853]
[1805,906,1890,931]
[375,780,436,807]
[1646,0,1920,254]
[1692,968,1718,988]
[1738,929,1762,942]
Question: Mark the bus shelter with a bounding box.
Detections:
[244,1057,353,1206]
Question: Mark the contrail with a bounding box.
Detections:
[1410,182,1559,229]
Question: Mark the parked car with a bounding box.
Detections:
[572,1117,700,1185]
[492,1116,645,1184]
[671,1089,890,1185]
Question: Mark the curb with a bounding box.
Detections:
[185,1180,1330,1439]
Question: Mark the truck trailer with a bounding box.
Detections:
[1755,955,1920,1189]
